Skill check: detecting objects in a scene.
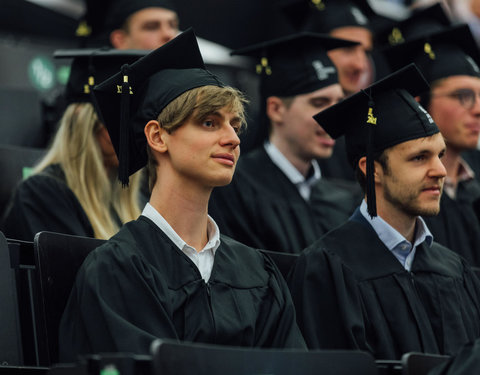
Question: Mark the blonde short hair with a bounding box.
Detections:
[146,85,248,191]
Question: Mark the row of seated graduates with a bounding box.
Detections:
[2,2,480,375]
[0,229,454,375]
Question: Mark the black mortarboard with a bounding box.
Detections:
[54,48,146,104]
[92,29,224,186]
[104,0,176,31]
[382,24,480,83]
[231,32,358,99]
[376,3,453,47]
[279,0,375,33]
[313,63,439,217]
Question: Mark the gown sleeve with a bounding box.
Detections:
[58,242,179,362]
[287,246,371,352]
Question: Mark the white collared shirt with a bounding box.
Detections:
[142,203,221,282]
[264,141,321,200]
[359,200,433,271]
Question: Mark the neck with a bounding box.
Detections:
[374,199,417,243]
[269,136,312,177]
[149,176,211,252]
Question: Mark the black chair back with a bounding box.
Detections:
[33,232,105,366]
[0,232,24,366]
[401,352,450,375]
[152,339,379,375]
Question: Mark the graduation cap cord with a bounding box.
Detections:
[119,63,131,187]
[362,88,378,217]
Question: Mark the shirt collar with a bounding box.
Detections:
[141,202,221,254]
[359,200,433,251]
[264,141,321,185]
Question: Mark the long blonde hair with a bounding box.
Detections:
[35,102,141,239]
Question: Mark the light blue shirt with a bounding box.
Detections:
[264,141,321,200]
[359,200,433,271]
[142,203,221,282]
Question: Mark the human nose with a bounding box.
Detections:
[429,156,447,179]
[351,48,368,71]
[220,124,240,149]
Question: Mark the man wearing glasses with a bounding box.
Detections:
[384,24,480,266]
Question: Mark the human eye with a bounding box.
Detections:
[453,89,475,106]
[203,119,215,128]
[411,154,426,162]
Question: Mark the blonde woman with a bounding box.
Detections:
[2,50,144,240]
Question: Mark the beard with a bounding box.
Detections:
[383,179,442,218]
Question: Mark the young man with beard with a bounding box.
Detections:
[384,24,480,267]
[288,64,480,360]
[209,33,361,254]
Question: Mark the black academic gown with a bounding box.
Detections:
[428,339,480,375]
[59,216,306,362]
[209,147,360,253]
[288,209,480,360]
[1,164,94,241]
[423,177,480,267]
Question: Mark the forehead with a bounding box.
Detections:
[129,7,178,24]
[329,26,373,49]
[433,75,480,91]
[388,132,445,156]
[296,83,344,100]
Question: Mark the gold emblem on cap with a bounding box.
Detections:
[424,43,435,60]
[388,27,404,46]
[75,20,92,37]
[311,0,325,11]
[367,107,377,125]
[256,57,272,75]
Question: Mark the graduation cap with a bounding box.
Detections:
[232,32,358,99]
[104,0,176,31]
[77,0,176,40]
[382,24,480,83]
[279,0,376,33]
[313,63,439,217]
[376,3,453,47]
[92,28,224,186]
[54,48,146,104]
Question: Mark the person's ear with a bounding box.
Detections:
[358,156,382,183]
[110,29,129,49]
[266,96,287,124]
[145,120,168,153]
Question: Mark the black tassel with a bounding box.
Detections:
[119,64,130,187]
[365,97,377,217]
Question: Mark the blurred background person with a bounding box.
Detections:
[1,49,144,241]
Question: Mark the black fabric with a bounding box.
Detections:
[382,24,480,84]
[58,216,306,361]
[288,214,480,360]
[2,164,94,241]
[231,32,356,99]
[428,339,480,375]
[209,147,360,253]
[423,178,480,267]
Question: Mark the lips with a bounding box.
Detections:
[212,153,235,166]
[422,185,442,195]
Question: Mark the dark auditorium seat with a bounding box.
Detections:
[401,352,450,375]
[0,231,23,366]
[152,338,379,375]
[0,144,45,218]
[33,232,105,366]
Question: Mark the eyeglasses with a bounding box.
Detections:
[431,88,480,110]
